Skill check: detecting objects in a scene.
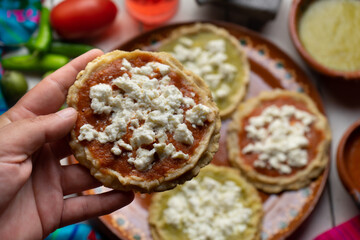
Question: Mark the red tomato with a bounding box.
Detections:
[50,0,118,40]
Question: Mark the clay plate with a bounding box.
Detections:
[71,21,330,240]
[289,0,360,80]
[337,119,360,207]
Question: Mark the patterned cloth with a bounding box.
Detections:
[45,224,103,240]
[314,215,360,240]
[0,0,40,45]
[0,0,40,113]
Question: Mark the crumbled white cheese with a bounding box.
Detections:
[186,104,212,127]
[121,58,132,69]
[89,84,113,114]
[78,124,98,141]
[215,84,231,100]
[78,59,212,171]
[148,110,169,127]
[130,118,140,129]
[128,148,156,171]
[164,176,252,240]
[154,143,175,160]
[111,145,122,155]
[220,63,237,81]
[153,142,188,160]
[174,123,194,145]
[171,39,237,101]
[204,74,222,89]
[179,37,193,47]
[171,151,189,160]
[242,105,315,174]
[147,61,171,75]
[206,39,226,53]
[131,126,156,148]
[116,139,133,151]
[156,130,168,143]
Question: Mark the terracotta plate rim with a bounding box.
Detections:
[74,20,331,240]
[336,119,360,205]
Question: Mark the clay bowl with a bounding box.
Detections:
[289,0,360,80]
[337,120,360,207]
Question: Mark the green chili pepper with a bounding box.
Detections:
[40,54,69,71]
[2,55,40,71]
[49,41,95,58]
[2,53,69,73]
[26,7,52,52]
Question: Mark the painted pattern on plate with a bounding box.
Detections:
[78,21,329,240]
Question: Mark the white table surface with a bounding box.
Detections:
[29,0,360,239]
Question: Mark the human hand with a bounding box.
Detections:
[0,49,134,240]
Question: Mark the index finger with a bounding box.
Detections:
[8,49,104,121]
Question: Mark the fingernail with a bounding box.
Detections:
[57,107,77,119]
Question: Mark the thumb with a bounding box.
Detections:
[0,108,77,163]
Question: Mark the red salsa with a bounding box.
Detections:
[74,55,210,180]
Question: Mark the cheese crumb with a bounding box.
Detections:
[171,151,189,160]
[164,176,252,240]
[117,139,133,151]
[174,123,194,145]
[111,145,122,155]
[78,59,212,171]
[89,84,113,114]
[171,39,237,101]
[242,105,315,174]
[128,148,156,171]
[186,104,212,126]
[78,124,98,141]
[131,126,156,148]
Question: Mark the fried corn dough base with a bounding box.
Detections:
[149,164,262,240]
[158,23,250,118]
[67,50,221,193]
[227,90,331,193]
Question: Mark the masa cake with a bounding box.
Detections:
[67,50,221,193]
